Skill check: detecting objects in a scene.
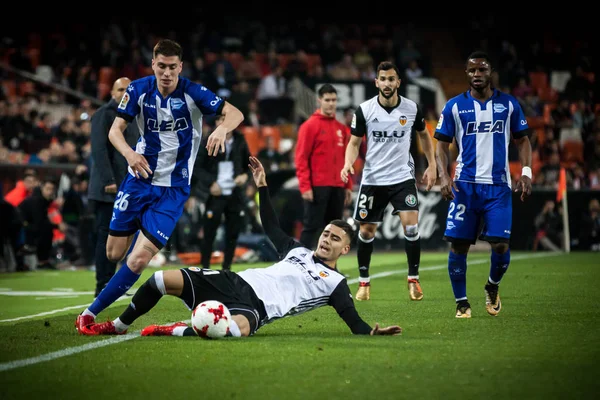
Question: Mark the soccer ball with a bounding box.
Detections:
[191,300,231,339]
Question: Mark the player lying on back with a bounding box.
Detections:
[80,157,402,338]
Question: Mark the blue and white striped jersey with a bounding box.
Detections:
[434,89,528,188]
[117,76,224,187]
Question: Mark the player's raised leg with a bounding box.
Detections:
[84,269,183,335]
[76,176,146,332]
[76,182,188,334]
[77,232,158,332]
[75,231,138,331]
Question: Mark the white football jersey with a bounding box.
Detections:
[238,247,346,323]
[351,95,426,185]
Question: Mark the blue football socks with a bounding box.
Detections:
[448,251,468,301]
[89,262,141,316]
[489,249,510,284]
[88,231,141,316]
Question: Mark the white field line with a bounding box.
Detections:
[346,251,561,284]
[0,252,562,373]
[0,294,133,323]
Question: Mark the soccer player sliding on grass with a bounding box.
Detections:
[81,157,402,338]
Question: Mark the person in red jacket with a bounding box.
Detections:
[295,84,353,249]
[4,169,38,207]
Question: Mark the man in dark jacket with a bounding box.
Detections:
[18,179,64,270]
[192,114,251,270]
[88,77,139,296]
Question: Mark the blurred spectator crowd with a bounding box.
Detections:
[1,17,599,271]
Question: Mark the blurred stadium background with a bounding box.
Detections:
[1,14,599,272]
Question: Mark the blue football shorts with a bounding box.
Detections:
[109,173,191,248]
[443,181,512,244]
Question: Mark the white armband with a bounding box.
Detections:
[521,166,532,179]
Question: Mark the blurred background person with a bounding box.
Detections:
[579,198,600,251]
[533,200,563,251]
[257,135,286,172]
[61,171,93,267]
[18,178,66,270]
[4,168,39,208]
[88,77,138,296]
[192,114,251,271]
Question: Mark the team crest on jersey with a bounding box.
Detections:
[405,194,417,207]
[118,92,130,110]
[399,115,407,126]
[319,271,329,278]
[170,98,185,110]
[359,209,368,219]
[188,267,201,272]
[493,104,507,113]
[206,211,213,219]
[436,114,444,130]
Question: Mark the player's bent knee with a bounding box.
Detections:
[127,251,153,273]
[161,270,184,296]
[359,223,377,240]
[404,224,419,241]
[231,314,251,337]
[491,242,509,254]
[106,235,130,262]
[451,243,470,255]
[106,245,127,263]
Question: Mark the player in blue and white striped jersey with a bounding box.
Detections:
[76,39,244,334]
[435,51,532,319]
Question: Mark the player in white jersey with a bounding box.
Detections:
[340,61,437,302]
[81,157,402,338]
[76,39,244,334]
[435,51,532,318]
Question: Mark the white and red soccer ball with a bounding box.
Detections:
[191,300,231,339]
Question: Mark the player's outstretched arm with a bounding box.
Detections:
[370,323,402,336]
[248,156,298,255]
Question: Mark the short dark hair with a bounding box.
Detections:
[41,178,57,187]
[328,219,355,244]
[376,61,400,78]
[318,83,337,98]
[153,39,183,60]
[466,51,492,68]
[23,168,37,179]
